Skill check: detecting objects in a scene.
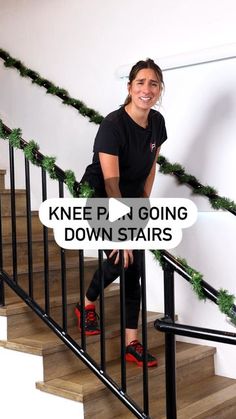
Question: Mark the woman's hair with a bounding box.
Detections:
[124,58,164,106]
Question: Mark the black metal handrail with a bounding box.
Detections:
[173,171,236,217]
[161,250,236,318]
[155,253,236,419]
[0,133,151,418]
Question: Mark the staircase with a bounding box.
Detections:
[1,167,236,418]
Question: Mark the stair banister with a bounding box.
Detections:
[155,251,236,419]
[0,129,151,418]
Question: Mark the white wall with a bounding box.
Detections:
[0,346,83,419]
[0,0,236,381]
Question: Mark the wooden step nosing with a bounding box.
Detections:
[3,340,43,356]
[36,380,83,402]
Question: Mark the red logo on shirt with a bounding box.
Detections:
[150,142,156,152]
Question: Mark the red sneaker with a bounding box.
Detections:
[75,303,101,335]
[125,340,157,367]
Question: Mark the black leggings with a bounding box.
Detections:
[86,250,142,329]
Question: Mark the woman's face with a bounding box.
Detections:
[128,68,161,111]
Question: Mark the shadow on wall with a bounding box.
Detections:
[157,89,235,202]
[184,90,235,184]
[157,88,236,268]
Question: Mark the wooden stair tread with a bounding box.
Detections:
[2,255,97,276]
[0,284,115,315]
[1,310,162,355]
[36,342,216,401]
[177,380,236,419]
[115,376,236,419]
[0,189,26,194]
[0,292,81,315]
[1,210,39,217]
[2,232,55,244]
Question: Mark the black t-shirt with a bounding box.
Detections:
[80,106,167,197]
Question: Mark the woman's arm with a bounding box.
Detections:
[99,152,122,198]
[143,146,161,198]
[99,152,133,267]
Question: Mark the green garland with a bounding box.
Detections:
[157,155,236,213]
[0,48,103,124]
[177,257,206,301]
[150,249,165,268]
[217,289,236,323]
[8,128,22,149]
[1,47,236,212]
[23,140,40,165]
[64,170,77,197]
[79,181,95,198]
[152,250,236,325]
[42,156,57,179]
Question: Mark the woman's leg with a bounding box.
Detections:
[85,250,141,338]
[78,250,127,335]
[123,250,142,344]
[85,249,123,302]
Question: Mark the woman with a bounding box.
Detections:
[75,58,167,367]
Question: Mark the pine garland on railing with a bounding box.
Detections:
[1,47,236,214]
[151,249,236,325]
[64,170,76,197]
[0,48,104,124]
[1,47,236,215]
[24,140,40,165]
[8,128,22,149]
[79,181,95,198]
[157,155,236,213]
[217,289,236,322]
[41,156,57,179]
[177,257,206,301]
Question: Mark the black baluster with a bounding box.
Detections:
[119,250,126,392]
[9,144,17,282]
[99,250,106,372]
[79,249,86,350]
[164,261,177,419]
[41,168,50,314]
[140,250,149,415]
[59,181,67,332]
[24,157,33,298]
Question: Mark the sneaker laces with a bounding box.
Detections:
[129,340,143,355]
[86,309,99,326]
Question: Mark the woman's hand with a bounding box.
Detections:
[109,249,133,268]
